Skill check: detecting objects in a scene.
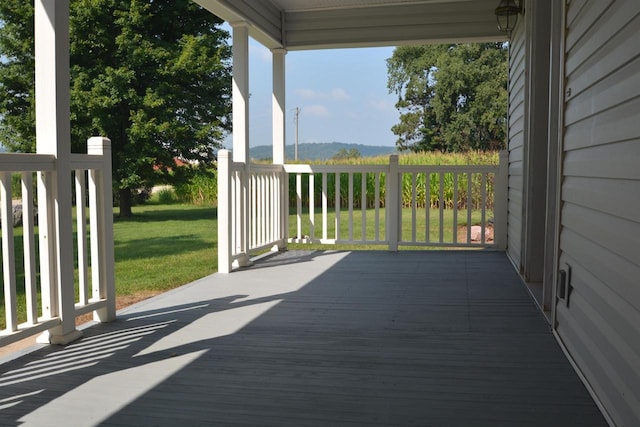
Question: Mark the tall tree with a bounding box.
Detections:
[0,0,232,216]
[387,43,507,153]
[0,2,35,153]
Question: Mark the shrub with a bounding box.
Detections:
[157,188,178,204]
[174,168,217,206]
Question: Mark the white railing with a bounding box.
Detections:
[217,150,287,274]
[218,150,508,273]
[0,137,115,346]
[283,164,389,245]
[285,151,507,250]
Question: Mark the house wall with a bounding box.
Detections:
[556,0,640,425]
[507,16,527,270]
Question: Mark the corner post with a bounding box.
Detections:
[387,155,400,251]
[495,150,509,250]
[217,150,233,274]
[231,23,252,267]
[35,0,81,345]
[88,137,116,322]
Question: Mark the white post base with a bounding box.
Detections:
[233,253,253,269]
[37,328,83,345]
[271,241,286,252]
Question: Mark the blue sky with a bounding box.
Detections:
[226,28,400,149]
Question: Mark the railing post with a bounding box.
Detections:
[387,154,400,251]
[235,163,252,268]
[88,137,116,322]
[36,170,58,329]
[282,168,289,246]
[495,150,509,250]
[217,150,233,274]
[1,173,18,331]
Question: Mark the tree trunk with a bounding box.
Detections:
[119,188,133,217]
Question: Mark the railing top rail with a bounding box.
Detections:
[0,153,56,172]
[70,153,105,170]
[284,164,389,174]
[248,163,285,173]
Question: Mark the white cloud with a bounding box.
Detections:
[330,88,350,101]
[296,88,320,99]
[295,87,350,101]
[367,97,396,112]
[249,43,271,63]
[303,105,331,117]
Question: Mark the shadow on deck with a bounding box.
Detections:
[0,251,606,426]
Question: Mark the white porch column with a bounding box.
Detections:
[34,0,82,344]
[272,49,288,250]
[272,49,286,165]
[232,23,250,163]
[231,23,251,267]
[217,150,233,274]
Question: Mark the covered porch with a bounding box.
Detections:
[0,250,606,426]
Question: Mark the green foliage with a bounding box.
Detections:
[156,188,177,204]
[331,148,361,161]
[0,2,35,152]
[387,43,508,152]
[7,172,39,200]
[0,0,232,215]
[173,167,217,205]
[11,173,22,196]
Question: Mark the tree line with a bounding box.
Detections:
[387,43,508,153]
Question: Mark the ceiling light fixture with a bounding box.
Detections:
[495,0,522,34]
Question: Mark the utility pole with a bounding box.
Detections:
[294,107,301,161]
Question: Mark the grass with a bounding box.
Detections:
[288,207,491,250]
[112,203,218,296]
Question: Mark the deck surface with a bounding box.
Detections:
[0,250,607,426]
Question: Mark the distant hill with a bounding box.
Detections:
[249,142,396,161]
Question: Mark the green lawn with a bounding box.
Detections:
[112,203,218,296]
[288,207,491,250]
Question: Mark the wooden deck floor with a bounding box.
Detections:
[0,251,607,426]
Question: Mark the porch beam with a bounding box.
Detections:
[34,0,82,345]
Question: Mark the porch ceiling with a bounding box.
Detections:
[194,0,506,50]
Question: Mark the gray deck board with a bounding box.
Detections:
[0,251,606,426]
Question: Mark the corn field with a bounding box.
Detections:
[287,151,499,210]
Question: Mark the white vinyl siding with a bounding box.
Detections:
[557,1,640,425]
[507,18,526,269]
